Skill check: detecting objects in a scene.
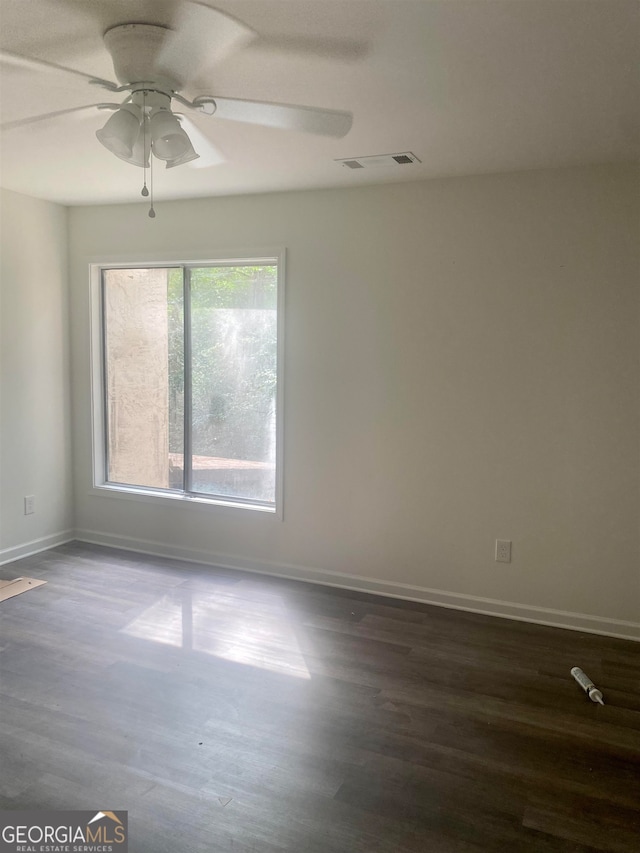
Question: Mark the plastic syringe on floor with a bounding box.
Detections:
[571,667,605,705]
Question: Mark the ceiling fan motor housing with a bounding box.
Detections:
[103,24,181,92]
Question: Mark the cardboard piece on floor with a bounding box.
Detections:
[0,577,47,603]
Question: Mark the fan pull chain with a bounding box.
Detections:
[148,153,156,218]
[141,91,150,200]
[141,90,156,218]
[141,146,149,198]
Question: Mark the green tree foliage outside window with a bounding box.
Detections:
[168,265,277,497]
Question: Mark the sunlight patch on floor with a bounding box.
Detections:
[121,589,310,679]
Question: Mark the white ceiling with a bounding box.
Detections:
[0,0,638,206]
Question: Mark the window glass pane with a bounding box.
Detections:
[103,267,184,490]
[167,269,185,489]
[190,265,277,503]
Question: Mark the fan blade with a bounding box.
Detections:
[0,49,118,90]
[155,2,255,89]
[207,97,353,138]
[1,103,117,131]
[177,115,225,168]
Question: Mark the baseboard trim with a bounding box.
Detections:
[75,530,640,641]
[0,530,76,567]
[73,529,640,642]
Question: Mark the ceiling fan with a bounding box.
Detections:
[0,1,354,214]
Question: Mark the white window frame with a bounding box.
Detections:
[89,249,285,518]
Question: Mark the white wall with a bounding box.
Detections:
[68,164,640,632]
[0,189,74,560]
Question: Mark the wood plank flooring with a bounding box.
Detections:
[0,542,638,852]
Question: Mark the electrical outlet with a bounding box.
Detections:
[24,495,35,515]
[495,539,511,563]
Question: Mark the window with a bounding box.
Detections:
[94,257,282,512]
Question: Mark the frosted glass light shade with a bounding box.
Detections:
[165,134,200,168]
[149,109,190,160]
[127,118,151,167]
[96,104,142,158]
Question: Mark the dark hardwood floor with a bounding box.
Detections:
[1,542,638,852]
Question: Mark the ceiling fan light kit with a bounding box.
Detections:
[1,4,354,218]
[96,90,198,168]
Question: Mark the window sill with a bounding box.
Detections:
[89,483,279,515]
